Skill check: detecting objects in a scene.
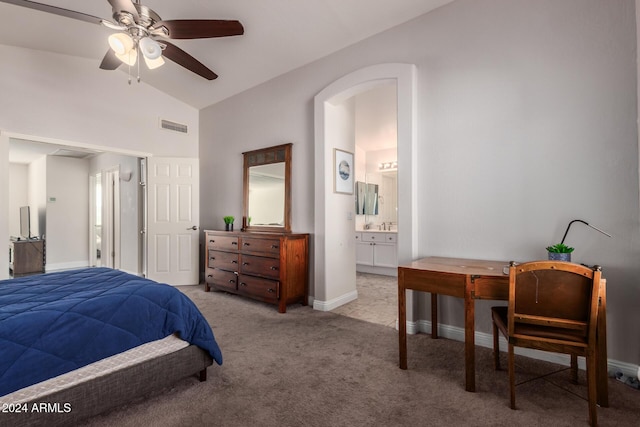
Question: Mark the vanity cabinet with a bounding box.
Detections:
[204,230,309,313]
[355,232,397,272]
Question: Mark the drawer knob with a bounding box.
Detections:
[240,282,247,286]
[271,245,279,249]
[268,288,275,293]
[242,262,248,266]
[232,242,238,245]
[232,260,238,264]
[209,239,215,243]
[243,242,250,246]
[207,275,212,278]
[228,279,235,284]
[270,266,279,271]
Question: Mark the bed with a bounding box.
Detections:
[0,267,222,426]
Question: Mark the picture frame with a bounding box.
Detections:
[333,148,354,194]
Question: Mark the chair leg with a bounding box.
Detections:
[508,344,516,409]
[570,354,578,384]
[492,320,500,370]
[586,353,598,426]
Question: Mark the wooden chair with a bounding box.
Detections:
[491,260,602,426]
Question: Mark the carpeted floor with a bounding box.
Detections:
[80,285,640,427]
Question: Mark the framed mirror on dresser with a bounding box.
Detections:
[204,143,308,313]
[242,143,291,232]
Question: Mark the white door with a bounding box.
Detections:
[146,157,199,285]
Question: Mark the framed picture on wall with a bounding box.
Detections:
[334,148,354,194]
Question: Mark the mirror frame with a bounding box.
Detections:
[242,143,292,233]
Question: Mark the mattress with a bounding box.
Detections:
[0,333,188,405]
[0,267,222,396]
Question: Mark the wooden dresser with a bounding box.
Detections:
[204,230,309,313]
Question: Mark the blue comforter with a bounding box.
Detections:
[0,268,222,397]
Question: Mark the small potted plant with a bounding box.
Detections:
[223,216,235,232]
[546,243,574,262]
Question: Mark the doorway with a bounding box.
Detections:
[313,63,418,312]
[90,168,121,269]
[6,137,145,276]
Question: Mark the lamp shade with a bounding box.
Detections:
[115,47,137,66]
[108,33,134,55]
[139,37,162,60]
[144,54,165,70]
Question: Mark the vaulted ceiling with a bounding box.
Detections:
[0,0,453,109]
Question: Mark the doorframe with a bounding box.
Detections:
[313,63,418,313]
[102,167,121,269]
[1,130,150,279]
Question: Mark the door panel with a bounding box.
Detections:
[147,157,199,285]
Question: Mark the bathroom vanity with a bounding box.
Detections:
[355,231,397,276]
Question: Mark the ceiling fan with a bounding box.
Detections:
[0,0,244,81]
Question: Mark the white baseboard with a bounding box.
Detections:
[45,261,89,272]
[401,319,638,380]
[313,290,358,312]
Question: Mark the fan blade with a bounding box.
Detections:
[162,41,217,80]
[0,0,103,25]
[153,19,244,39]
[107,0,139,22]
[99,49,122,70]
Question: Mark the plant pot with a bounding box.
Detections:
[225,223,233,232]
[548,252,571,262]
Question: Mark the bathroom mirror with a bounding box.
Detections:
[355,181,379,215]
[242,143,291,232]
[356,171,397,225]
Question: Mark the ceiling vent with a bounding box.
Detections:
[160,119,188,134]
[51,149,95,159]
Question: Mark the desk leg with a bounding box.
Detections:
[597,279,608,407]
[431,292,438,339]
[399,282,407,370]
[464,276,476,392]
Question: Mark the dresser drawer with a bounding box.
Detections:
[240,237,280,256]
[206,234,239,251]
[205,268,237,291]
[237,274,279,302]
[240,254,280,279]
[208,250,239,272]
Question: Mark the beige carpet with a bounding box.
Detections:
[80,285,640,427]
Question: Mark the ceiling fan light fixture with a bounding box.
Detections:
[108,33,134,55]
[115,48,137,66]
[144,54,165,70]
[139,37,162,60]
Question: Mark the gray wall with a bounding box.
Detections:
[200,0,639,366]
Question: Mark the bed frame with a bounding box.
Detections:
[4,345,213,427]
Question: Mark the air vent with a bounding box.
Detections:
[51,149,94,159]
[160,119,188,134]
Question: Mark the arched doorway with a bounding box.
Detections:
[313,63,418,313]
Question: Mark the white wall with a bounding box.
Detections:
[28,156,47,239]
[200,0,639,367]
[89,153,142,275]
[0,43,199,278]
[8,164,28,237]
[0,44,199,157]
[45,156,89,270]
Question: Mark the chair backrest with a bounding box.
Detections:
[507,261,602,346]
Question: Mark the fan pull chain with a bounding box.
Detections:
[137,48,141,83]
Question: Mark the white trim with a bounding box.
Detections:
[314,63,417,310]
[313,290,358,312]
[46,261,89,272]
[3,131,151,159]
[400,320,636,379]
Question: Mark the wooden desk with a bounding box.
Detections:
[397,256,608,406]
